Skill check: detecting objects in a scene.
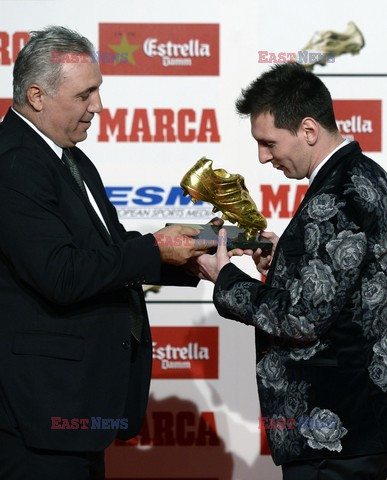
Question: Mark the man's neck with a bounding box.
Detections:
[309,136,350,185]
[308,133,345,178]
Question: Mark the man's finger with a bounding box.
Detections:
[208,217,224,226]
[253,248,263,258]
[228,248,244,257]
[179,226,201,236]
[217,228,228,253]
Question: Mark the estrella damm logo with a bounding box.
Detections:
[98,23,219,76]
[333,100,382,152]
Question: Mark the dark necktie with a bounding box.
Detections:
[61,148,111,238]
[128,289,144,342]
[61,148,88,198]
[62,149,143,341]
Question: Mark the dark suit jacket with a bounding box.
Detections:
[0,108,197,451]
[213,142,387,464]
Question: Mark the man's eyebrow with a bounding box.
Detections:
[77,85,100,95]
[256,138,276,144]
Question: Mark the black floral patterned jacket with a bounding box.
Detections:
[214,141,387,465]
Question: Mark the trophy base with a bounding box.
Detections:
[165,224,272,252]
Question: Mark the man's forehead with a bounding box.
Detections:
[60,60,102,85]
[251,111,275,125]
[250,112,277,138]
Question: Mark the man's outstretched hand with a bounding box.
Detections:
[153,224,206,266]
[154,217,224,267]
[187,228,247,283]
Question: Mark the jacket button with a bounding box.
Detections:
[122,340,130,350]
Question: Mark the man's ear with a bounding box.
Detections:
[300,117,319,146]
[26,84,44,112]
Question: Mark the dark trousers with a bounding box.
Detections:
[282,453,387,480]
[0,425,105,480]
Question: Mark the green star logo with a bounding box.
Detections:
[109,35,140,65]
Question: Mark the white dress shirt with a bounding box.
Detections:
[309,139,350,186]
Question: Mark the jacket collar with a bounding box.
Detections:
[3,108,114,245]
[304,141,361,200]
[265,141,362,285]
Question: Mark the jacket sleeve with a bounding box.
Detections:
[103,185,199,288]
[213,160,387,344]
[0,147,162,305]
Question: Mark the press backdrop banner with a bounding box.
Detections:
[1,1,385,478]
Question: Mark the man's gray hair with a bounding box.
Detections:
[13,25,94,106]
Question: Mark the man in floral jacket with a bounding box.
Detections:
[194,63,387,479]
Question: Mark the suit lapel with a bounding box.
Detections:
[266,141,361,284]
[61,152,114,245]
[76,159,122,244]
[5,110,114,245]
[299,141,361,208]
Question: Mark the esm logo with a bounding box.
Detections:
[106,185,213,220]
[105,183,308,220]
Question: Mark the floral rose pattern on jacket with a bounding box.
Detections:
[214,145,387,464]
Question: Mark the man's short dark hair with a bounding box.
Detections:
[236,63,338,134]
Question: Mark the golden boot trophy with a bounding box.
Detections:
[178,157,271,251]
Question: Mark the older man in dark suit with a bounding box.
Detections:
[195,63,387,479]
[0,26,211,479]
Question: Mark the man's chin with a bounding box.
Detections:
[71,132,88,145]
[283,170,304,180]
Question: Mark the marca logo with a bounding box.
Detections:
[98,108,220,143]
[0,98,12,120]
[99,23,219,75]
[0,31,29,65]
[115,410,220,446]
[333,100,382,152]
[151,326,218,379]
[260,184,308,218]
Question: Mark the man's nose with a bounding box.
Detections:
[258,145,273,164]
[89,91,103,113]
